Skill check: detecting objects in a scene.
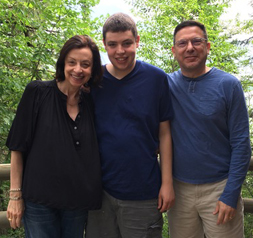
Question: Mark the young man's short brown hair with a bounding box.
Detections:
[103,13,138,41]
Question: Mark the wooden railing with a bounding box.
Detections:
[0,159,253,228]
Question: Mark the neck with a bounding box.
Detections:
[106,61,136,80]
[57,81,80,97]
[182,66,211,78]
[57,81,80,107]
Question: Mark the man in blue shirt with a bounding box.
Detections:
[167,20,251,238]
[86,13,175,238]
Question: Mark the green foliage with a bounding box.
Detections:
[244,213,253,238]
[0,227,25,238]
[243,171,253,237]
[128,0,247,75]
[236,9,253,236]
[162,213,169,237]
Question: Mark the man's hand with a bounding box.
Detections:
[213,200,236,225]
[158,183,175,213]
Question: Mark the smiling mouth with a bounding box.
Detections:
[72,74,84,80]
[185,55,196,58]
[185,56,197,61]
[116,57,127,62]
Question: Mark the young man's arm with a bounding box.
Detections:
[158,120,175,212]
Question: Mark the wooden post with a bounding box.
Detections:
[243,198,253,213]
[0,164,10,181]
[0,211,10,228]
[249,157,253,171]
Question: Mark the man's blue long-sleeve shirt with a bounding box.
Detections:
[168,67,251,208]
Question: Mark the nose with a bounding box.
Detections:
[186,41,194,51]
[74,63,82,72]
[116,45,125,54]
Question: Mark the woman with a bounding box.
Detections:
[6,35,103,237]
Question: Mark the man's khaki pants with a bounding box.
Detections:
[167,179,244,238]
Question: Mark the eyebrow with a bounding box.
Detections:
[107,39,133,43]
[66,57,91,62]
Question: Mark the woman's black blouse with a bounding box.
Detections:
[6,80,102,210]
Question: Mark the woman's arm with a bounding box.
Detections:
[7,150,24,229]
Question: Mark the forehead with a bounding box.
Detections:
[66,47,93,60]
[105,30,136,43]
[175,26,205,40]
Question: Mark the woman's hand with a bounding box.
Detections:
[7,193,24,229]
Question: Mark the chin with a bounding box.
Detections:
[185,64,199,70]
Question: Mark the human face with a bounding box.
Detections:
[64,47,93,88]
[172,26,210,78]
[103,30,140,77]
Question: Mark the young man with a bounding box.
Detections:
[167,20,251,238]
[86,13,174,238]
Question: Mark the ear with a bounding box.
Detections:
[171,46,176,59]
[136,35,140,48]
[206,42,211,54]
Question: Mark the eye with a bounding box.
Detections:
[176,40,187,48]
[192,38,203,46]
[122,41,132,47]
[67,60,75,65]
[81,63,90,68]
[107,43,116,47]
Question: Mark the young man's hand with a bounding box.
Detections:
[158,183,175,212]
